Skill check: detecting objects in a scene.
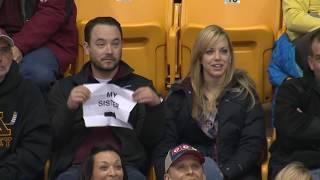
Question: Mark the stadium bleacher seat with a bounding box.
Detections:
[75,0,177,95]
[178,0,282,104]
[59,1,285,180]
[177,1,282,179]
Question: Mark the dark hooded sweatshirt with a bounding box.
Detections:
[0,62,51,179]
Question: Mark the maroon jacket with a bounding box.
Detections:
[0,0,78,73]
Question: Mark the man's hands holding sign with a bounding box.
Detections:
[67,85,162,111]
[132,86,162,106]
[67,83,162,129]
[67,85,91,110]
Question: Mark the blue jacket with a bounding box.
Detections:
[268,33,303,87]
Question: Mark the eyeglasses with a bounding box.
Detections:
[0,46,11,55]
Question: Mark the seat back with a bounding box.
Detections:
[179,0,281,103]
[75,0,174,95]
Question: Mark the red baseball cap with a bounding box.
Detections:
[165,144,205,172]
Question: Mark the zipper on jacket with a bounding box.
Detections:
[20,0,27,22]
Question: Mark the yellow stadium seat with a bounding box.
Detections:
[44,160,50,180]
[148,166,156,180]
[75,0,176,95]
[178,0,282,103]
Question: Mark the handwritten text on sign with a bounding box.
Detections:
[83,83,137,129]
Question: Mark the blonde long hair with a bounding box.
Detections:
[275,162,311,180]
[190,25,256,119]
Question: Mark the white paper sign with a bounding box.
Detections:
[83,83,137,129]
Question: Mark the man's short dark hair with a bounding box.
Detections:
[84,16,123,44]
[308,28,320,56]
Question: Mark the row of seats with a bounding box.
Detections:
[68,1,284,179]
[74,0,174,97]
[180,0,283,104]
[74,0,283,104]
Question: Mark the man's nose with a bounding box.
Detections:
[186,166,194,174]
[105,44,112,54]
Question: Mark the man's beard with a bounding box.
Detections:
[91,58,120,73]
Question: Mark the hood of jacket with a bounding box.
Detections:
[169,77,193,95]
[0,62,22,96]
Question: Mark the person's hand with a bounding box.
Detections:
[132,87,161,106]
[12,46,23,63]
[67,85,91,110]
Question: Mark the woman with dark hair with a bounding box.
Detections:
[81,143,127,180]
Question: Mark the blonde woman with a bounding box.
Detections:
[153,25,266,180]
[275,162,311,180]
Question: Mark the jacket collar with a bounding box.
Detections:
[170,77,193,94]
[170,76,238,103]
[0,62,22,96]
[310,77,320,95]
[72,60,134,85]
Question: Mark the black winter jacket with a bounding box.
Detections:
[153,77,266,180]
[48,61,165,179]
[269,76,320,178]
[0,62,51,179]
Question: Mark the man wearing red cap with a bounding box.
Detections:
[164,144,206,180]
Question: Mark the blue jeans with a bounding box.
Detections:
[55,165,146,180]
[203,157,224,180]
[310,168,320,180]
[20,47,59,93]
[271,87,279,127]
[126,166,146,180]
[55,165,81,180]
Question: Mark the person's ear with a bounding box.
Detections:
[308,55,315,71]
[84,41,89,55]
[164,173,170,180]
